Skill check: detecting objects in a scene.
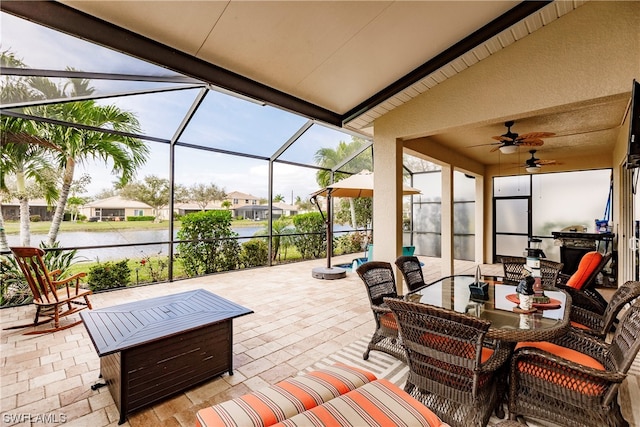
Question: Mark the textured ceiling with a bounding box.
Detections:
[424,95,630,170]
[61,0,517,116]
[4,0,632,171]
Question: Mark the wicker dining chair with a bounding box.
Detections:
[356,261,406,362]
[539,259,563,288]
[395,255,427,292]
[499,256,563,289]
[508,298,640,427]
[385,298,511,427]
[498,256,526,282]
[570,280,640,338]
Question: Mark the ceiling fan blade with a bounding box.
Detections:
[518,139,544,147]
[466,142,501,148]
[517,131,556,139]
[492,135,515,142]
[536,159,559,165]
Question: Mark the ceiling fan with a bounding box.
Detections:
[521,150,560,173]
[470,120,556,154]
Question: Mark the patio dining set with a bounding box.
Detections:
[357,253,640,427]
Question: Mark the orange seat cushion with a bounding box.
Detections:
[420,332,494,363]
[569,320,591,330]
[380,312,399,330]
[515,341,606,396]
[565,251,603,289]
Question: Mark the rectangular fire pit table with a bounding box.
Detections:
[81,289,253,424]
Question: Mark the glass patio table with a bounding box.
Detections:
[406,275,572,342]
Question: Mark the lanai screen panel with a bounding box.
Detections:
[178,90,309,158]
[2,13,175,76]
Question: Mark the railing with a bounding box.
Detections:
[1,228,371,308]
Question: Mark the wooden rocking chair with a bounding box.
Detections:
[8,247,92,334]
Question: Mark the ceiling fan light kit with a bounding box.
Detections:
[499,144,519,154]
[523,149,558,173]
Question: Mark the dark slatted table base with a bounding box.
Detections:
[103,322,231,418]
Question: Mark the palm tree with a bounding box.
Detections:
[258,216,291,261]
[30,79,149,245]
[0,117,59,248]
[2,50,148,247]
[314,137,371,228]
[1,50,37,104]
[1,51,60,249]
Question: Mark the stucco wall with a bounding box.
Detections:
[372,1,640,272]
[376,1,639,139]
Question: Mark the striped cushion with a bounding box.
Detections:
[273,379,447,427]
[196,364,377,427]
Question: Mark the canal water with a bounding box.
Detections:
[7,225,356,262]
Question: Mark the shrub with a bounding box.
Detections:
[88,260,131,291]
[40,241,81,278]
[240,239,269,268]
[138,255,168,283]
[0,255,31,306]
[177,210,240,276]
[30,215,41,222]
[127,215,155,222]
[336,231,367,255]
[290,212,325,259]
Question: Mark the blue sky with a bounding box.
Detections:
[1,12,362,203]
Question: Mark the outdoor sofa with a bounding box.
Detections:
[195,363,447,427]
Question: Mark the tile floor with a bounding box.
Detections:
[0,255,630,427]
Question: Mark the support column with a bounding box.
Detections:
[441,165,454,276]
[618,165,636,284]
[372,135,403,271]
[475,174,485,264]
